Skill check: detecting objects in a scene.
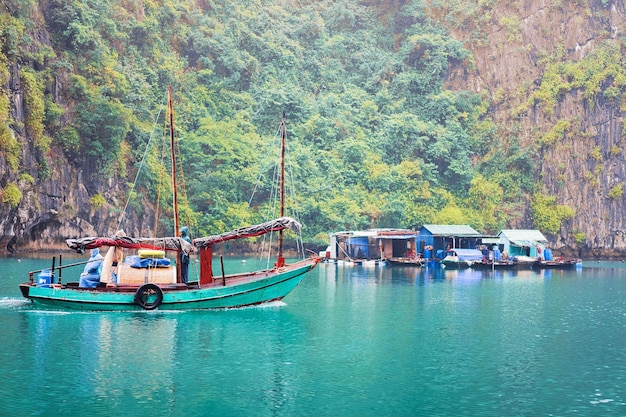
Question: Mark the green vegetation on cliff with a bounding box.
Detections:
[2,0,623,244]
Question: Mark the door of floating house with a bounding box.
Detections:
[389,235,418,257]
[373,230,419,259]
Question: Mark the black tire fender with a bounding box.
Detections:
[134,283,163,310]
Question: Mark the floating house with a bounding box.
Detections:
[497,229,548,259]
[328,229,419,265]
[377,230,421,263]
[417,225,485,260]
[328,230,378,262]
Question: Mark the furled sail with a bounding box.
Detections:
[193,217,301,248]
[66,235,195,254]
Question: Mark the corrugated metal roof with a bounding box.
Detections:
[330,230,378,237]
[498,229,548,242]
[378,234,418,240]
[376,229,417,236]
[331,229,417,239]
[509,240,541,247]
[421,225,480,236]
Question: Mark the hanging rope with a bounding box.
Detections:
[117,91,168,233]
[153,111,169,236]
[116,89,191,240]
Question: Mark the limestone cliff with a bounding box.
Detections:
[0,64,156,252]
[442,0,626,257]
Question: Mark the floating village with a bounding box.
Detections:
[322,225,582,270]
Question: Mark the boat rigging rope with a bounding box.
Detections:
[116,90,192,240]
[240,118,308,269]
[116,91,167,233]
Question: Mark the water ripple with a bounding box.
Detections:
[0,297,31,309]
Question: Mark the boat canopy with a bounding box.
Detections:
[194,217,301,248]
[449,248,484,261]
[66,236,194,254]
[481,237,501,245]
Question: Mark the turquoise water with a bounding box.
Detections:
[1,256,626,416]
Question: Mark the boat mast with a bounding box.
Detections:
[276,113,286,268]
[168,85,180,237]
[168,86,182,283]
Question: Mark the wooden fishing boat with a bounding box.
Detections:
[471,259,516,270]
[386,257,424,267]
[533,258,582,269]
[440,248,483,269]
[19,88,320,310]
[510,255,539,269]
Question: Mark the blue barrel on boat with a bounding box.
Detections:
[424,249,432,259]
[37,269,54,287]
[544,248,552,261]
[493,249,501,260]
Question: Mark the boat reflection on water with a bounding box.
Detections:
[26,311,179,412]
[21,304,310,416]
[438,265,581,281]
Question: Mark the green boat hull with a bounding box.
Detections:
[21,259,318,311]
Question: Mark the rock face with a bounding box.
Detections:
[0,64,157,253]
[443,0,626,257]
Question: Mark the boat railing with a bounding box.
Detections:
[28,255,92,284]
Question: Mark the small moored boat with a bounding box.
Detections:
[386,257,424,267]
[440,248,483,269]
[533,258,582,269]
[471,259,516,270]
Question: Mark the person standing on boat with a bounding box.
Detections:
[179,226,192,284]
[79,248,104,288]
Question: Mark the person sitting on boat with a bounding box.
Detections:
[179,226,192,284]
[79,248,104,288]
